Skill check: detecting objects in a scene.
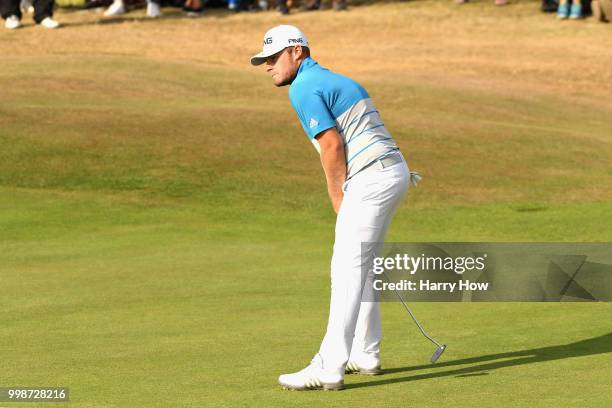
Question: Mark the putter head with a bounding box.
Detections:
[430,344,446,364]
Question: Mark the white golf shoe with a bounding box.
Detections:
[104,0,126,16]
[278,354,344,391]
[40,17,60,29]
[5,15,22,29]
[146,2,162,18]
[345,353,382,375]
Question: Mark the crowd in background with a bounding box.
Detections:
[2,0,610,30]
[98,0,345,17]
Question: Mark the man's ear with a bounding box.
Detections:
[294,46,303,60]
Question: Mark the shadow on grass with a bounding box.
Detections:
[347,332,612,389]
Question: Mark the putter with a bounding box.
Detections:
[383,272,447,364]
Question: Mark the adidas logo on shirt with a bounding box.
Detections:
[309,118,319,128]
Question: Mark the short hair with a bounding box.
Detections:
[289,45,310,59]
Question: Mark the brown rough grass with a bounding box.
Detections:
[2,1,611,104]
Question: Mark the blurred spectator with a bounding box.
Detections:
[277,0,288,14]
[302,0,318,9]
[541,0,558,12]
[592,0,611,21]
[556,0,582,18]
[228,0,273,12]
[20,0,33,12]
[455,0,508,5]
[183,0,203,15]
[104,0,161,17]
[1,0,60,28]
[227,0,246,11]
[302,0,346,10]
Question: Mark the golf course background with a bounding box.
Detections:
[1,1,611,406]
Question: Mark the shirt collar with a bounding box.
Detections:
[297,57,317,76]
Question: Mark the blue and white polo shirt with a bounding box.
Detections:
[289,57,399,179]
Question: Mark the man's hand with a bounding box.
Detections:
[315,128,347,214]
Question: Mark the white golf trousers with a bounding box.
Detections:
[318,153,410,375]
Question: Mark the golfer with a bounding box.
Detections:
[251,25,419,391]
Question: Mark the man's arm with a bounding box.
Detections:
[315,128,347,214]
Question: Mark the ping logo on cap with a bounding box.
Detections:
[288,38,303,44]
[264,37,273,45]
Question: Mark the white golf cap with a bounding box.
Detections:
[250,25,309,66]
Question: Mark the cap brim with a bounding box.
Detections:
[250,52,269,66]
[250,45,287,66]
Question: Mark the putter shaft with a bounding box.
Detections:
[382,271,447,361]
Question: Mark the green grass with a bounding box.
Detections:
[1,2,612,407]
[2,190,611,407]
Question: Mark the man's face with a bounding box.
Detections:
[265,47,301,87]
